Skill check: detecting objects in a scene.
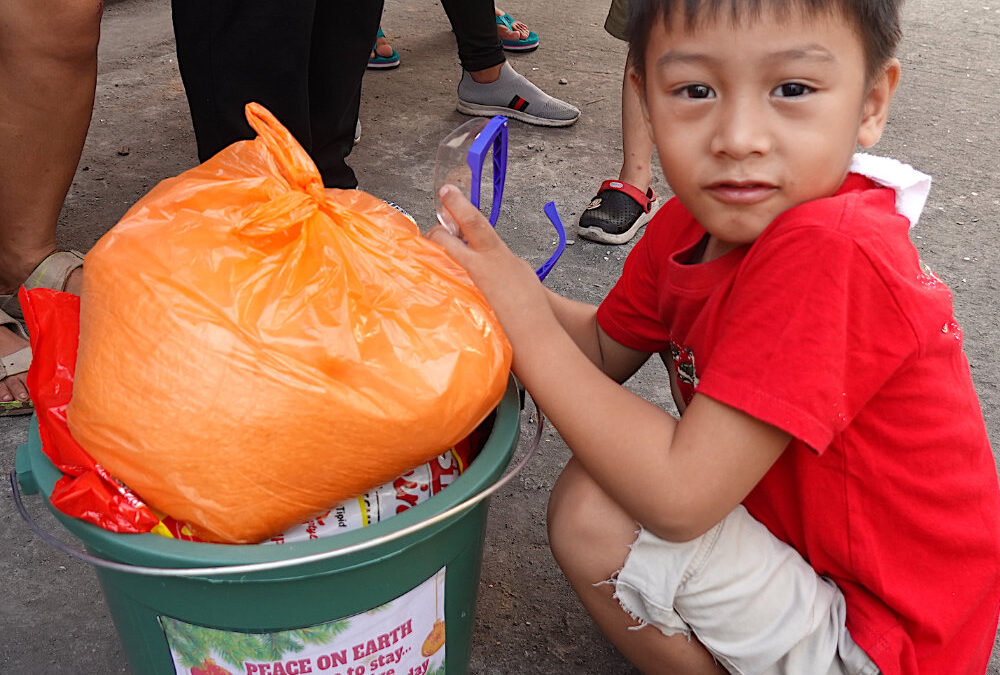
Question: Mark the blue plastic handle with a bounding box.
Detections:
[467,116,508,227]
[535,202,566,282]
[464,115,564,281]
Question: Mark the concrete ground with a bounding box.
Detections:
[2,0,998,672]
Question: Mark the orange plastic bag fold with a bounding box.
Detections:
[67,103,512,544]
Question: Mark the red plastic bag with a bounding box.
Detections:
[64,103,511,543]
[22,288,159,533]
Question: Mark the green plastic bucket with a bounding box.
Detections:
[13,377,524,675]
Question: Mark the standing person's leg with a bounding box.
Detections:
[0,0,98,291]
[619,51,654,198]
[439,0,505,74]
[578,2,658,245]
[441,0,580,127]
[171,1,315,165]
[309,1,383,188]
[0,0,100,407]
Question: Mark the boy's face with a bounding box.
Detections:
[637,6,899,256]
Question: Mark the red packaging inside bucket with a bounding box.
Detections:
[22,287,159,533]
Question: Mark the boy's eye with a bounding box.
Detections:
[680,84,715,99]
[773,82,813,97]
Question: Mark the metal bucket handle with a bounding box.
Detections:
[9,400,544,578]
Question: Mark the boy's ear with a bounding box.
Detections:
[857,58,901,148]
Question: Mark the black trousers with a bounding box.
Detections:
[171,1,383,189]
[440,0,505,73]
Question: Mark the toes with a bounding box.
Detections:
[0,375,29,404]
[498,22,531,42]
[374,38,394,58]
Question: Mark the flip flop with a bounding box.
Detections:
[0,308,33,417]
[496,12,539,53]
[368,27,400,69]
[0,249,85,321]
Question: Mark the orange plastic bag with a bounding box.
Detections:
[67,103,511,544]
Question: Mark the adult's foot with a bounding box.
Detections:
[495,8,529,41]
[372,32,394,60]
[495,8,539,52]
[457,62,579,127]
[0,321,30,408]
[368,27,400,70]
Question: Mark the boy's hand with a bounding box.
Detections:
[427,185,553,345]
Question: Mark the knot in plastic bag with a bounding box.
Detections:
[235,188,320,239]
[231,103,331,240]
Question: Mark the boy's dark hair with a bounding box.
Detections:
[627,0,903,83]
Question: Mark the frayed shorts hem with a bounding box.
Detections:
[601,506,880,675]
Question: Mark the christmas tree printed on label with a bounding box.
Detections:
[161,568,447,675]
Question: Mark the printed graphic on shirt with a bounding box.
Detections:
[669,341,699,406]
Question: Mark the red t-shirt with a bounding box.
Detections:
[597,174,1000,674]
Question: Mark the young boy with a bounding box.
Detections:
[429,0,1000,672]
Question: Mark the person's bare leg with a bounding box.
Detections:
[468,62,503,84]
[0,0,100,401]
[0,0,99,291]
[547,459,726,675]
[618,48,654,192]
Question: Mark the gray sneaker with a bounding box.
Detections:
[457,62,580,127]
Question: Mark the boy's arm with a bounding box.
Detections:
[543,288,650,383]
[429,187,791,542]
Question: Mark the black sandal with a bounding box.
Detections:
[577,180,658,245]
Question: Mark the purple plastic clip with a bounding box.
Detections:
[438,115,566,281]
[469,117,565,280]
[467,115,509,227]
[535,202,566,282]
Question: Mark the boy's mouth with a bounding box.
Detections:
[705,181,778,205]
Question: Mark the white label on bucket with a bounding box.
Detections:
[159,567,447,675]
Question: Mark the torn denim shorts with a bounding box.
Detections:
[608,505,880,675]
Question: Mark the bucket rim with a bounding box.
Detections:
[17,375,521,569]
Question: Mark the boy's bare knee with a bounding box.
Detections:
[547,459,637,584]
[547,459,598,546]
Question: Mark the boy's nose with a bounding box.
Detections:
[710,100,773,159]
